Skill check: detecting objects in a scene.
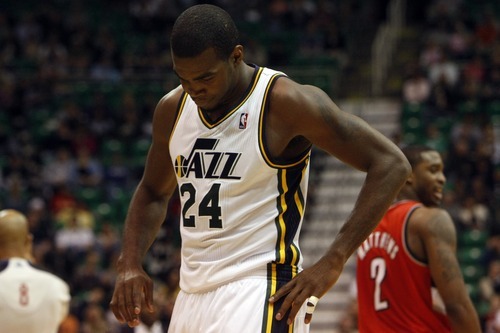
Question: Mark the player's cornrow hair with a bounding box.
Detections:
[171,4,239,60]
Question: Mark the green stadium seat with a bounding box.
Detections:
[457,100,480,115]
[457,247,484,265]
[401,102,423,119]
[94,202,117,221]
[76,187,104,210]
[486,100,500,117]
[461,264,485,284]
[100,139,126,165]
[458,229,488,247]
[130,138,151,168]
[108,187,132,220]
[476,299,491,317]
[465,282,480,303]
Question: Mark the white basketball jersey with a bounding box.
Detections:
[169,66,311,293]
[0,258,70,333]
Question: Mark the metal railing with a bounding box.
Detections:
[371,0,406,96]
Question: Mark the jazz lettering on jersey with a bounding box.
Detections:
[357,231,399,260]
[174,138,242,180]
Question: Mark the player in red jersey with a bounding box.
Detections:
[356,145,480,333]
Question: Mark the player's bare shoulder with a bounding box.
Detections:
[152,86,184,134]
[268,76,335,136]
[271,76,327,113]
[412,206,456,244]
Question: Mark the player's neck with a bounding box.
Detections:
[0,249,26,261]
[202,63,255,122]
[396,187,419,203]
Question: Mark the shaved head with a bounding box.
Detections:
[0,209,31,259]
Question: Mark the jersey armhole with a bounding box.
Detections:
[258,75,312,168]
[403,205,427,266]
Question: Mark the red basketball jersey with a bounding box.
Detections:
[356,200,451,333]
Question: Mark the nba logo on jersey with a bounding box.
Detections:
[239,113,248,129]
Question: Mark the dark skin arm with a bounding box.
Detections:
[267,78,411,324]
[109,87,182,327]
[408,207,481,333]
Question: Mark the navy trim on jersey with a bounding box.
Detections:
[262,262,297,333]
[403,205,427,265]
[274,163,308,266]
[0,260,8,272]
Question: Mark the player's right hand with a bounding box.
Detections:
[109,266,154,327]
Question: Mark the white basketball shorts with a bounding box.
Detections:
[168,277,309,333]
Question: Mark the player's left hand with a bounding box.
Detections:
[268,257,342,325]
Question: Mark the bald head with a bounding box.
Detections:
[0,209,31,260]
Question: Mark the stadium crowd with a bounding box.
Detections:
[336,1,500,332]
[0,0,498,332]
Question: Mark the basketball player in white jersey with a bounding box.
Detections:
[110,4,411,332]
[0,209,71,333]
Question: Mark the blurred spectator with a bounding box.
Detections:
[462,53,486,84]
[90,55,122,81]
[115,95,142,143]
[58,313,80,333]
[54,209,95,252]
[44,121,76,155]
[95,222,121,266]
[25,197,55,263]
[243,37,269,66]
[402,68,431,105]
[480,260,500,303]
[419,39,443,68]
[72,250,105,298]
[49,184,78,215]
[483,236,500,271]
[426,76,456,120]
[1,0,498,330]
[2,173,27,211]
[484,57,500,101]
[448,20,474,60]
[424,123,448,156]
[103,152,132,197]
[80,303,109,333]
[456,195,491,231]
[428,52,460,88]
[87,92,117,140]
[475,10,498,51]
[72,147,103,188]
[42,147,76,188]
[485,295,500,333]
[334,298,358,333]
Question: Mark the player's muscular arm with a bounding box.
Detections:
[418,208,481,333]
[111,88,182,327]
[120,88,181,265]
[270,79,410,259]
[268,79,410,324]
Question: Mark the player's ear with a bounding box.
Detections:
[406,173,414,185]
[231,45,244,64]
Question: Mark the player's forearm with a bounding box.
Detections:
[327,154,410,262]
[118,183,171,268]
[447,301,481,333]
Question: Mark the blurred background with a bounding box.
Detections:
[0,0,498,332]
